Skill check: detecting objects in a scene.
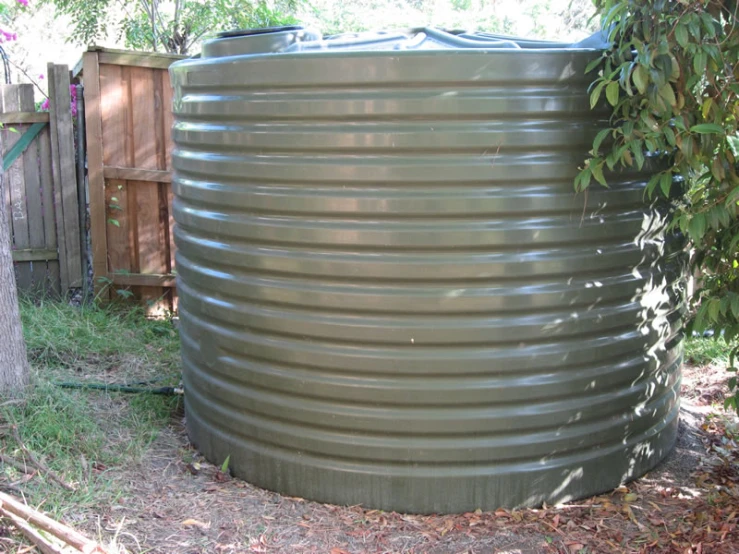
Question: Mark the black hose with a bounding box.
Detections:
[54,382,183,395]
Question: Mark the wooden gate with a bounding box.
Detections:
[1,66,83,297]
[77,48,183,313]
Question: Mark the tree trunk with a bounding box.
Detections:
[0,133,30,397]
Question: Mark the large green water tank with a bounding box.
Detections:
[169,27,685,513]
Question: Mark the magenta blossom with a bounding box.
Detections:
[38,74,44,80]
[16,0,29,6]
[40,98,49,111]
[0,29,18,42]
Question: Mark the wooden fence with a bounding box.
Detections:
[1,65,83,297]
[76,48,183,314]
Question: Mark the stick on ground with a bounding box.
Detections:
[2,509,67,554]
[0,492,109,553]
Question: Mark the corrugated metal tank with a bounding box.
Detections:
[169,27,686,513]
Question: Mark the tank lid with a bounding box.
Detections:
[216,25,307,39]
[202,26,323,58]
[200,26,610,59]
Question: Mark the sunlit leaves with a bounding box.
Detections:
[605,81,620,106]
[583,0,739,413]
[41,0,301,54]
[690,123,723,134]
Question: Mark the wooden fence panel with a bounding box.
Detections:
[0,82,78,297]
[81,48,182,314]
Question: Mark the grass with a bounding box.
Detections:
[684,334,732,366]
[0,297,182,520]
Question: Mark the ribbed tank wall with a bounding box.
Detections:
[170,40,685,513]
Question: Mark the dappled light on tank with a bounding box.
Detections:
[170,26,684,513]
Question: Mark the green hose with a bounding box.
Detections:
[53,382,183,395]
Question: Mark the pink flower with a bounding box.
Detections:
[38,74,44,80]
[16,0,29,7]
[40,98,49,111]
[0,29,18,42]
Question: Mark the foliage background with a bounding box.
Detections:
[1,0,597,103]
[579,0,739,411]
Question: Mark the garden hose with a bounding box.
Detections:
[53,382,184,396]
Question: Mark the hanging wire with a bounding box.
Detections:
[0,45,10,84]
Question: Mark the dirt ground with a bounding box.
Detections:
[64,361,738,554]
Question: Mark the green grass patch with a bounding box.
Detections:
[0,298,182,517]
[684,335,731,366]
[20,297,180,380]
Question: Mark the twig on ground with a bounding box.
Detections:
[11,427,75,491]
[0,453,33,476]
[1,510,67,554]
[0,491,110,553]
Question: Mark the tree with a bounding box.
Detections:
[578,0,739,411]
[0,1,30,398]
[42,0,301,54]
[0,134,30,397]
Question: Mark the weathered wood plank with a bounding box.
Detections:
[48,63,83,290]
[18,85,48,294]
[131,66,169,313]
[97,50,184,70]
[102,166,171,183]
[100,64,134,282]
[11,249,58,262]
[110,272,176,288]
[105,178,132,275]
[38,126,61,295]
[46,69,68,293]
[83,52,109,298]
[0,112,50,124]
[156,69,174,311]
[166,184,175,276]
[162,71,174,170]
[1,85,32,289]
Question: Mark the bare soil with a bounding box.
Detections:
[75,362,739,554]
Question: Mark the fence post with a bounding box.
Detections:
[81,52,108,300]
[47,63,83,293]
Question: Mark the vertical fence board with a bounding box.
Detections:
[105,178,132,276]
[18,86,47,294]
[48,64,83,290]
[100,62,132,291]
[83,51,108,298]
[37,126,60,295]
[1,85,32,289]
[131,66,169,311]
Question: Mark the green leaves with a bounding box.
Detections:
[590,81,607,109]
[605,81,620,106]
[693,50,708,75]
[592,128,611,156]
[579,2,739,413]
[690,123,723,134]
[675,24,689,49]
[47,0,301,54]
[632,65,648,94]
